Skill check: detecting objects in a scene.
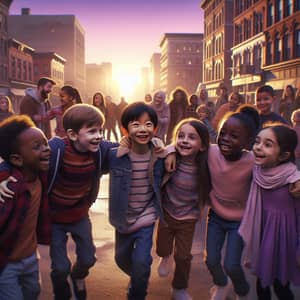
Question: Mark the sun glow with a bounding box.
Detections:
[114,71,140,99]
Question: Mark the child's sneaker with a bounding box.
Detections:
[157,255,172,277]
[210,278,232,300]
[172,288,192,300]
[71,276,87,300]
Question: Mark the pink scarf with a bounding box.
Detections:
[239,162,300,272]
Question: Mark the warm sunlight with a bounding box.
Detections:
[114,71,140,99]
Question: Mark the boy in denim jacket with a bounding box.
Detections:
[108,102,165,300]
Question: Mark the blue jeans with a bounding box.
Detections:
[205,209,249,297]
[50,216,96,299]
[115,224,154,300]
[0,252,40,300]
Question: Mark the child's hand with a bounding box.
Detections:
[0,176,17,203]
[151,137,165,155]
[165,153,176,172]
[289,181,300,199]
[119,136,131,148]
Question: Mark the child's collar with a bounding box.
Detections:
[116,140,166,158]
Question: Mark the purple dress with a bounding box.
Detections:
[256,185,300,287]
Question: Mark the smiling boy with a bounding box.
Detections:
[108,102,165,300]
[0,115,51,300]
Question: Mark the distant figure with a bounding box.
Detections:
[73,88,83,104]
[186,94,199,118]
[116,97,128,135]
[92,92,107,119]
[197,104,217,143]
[279,85,298,124]
[215,85,229,112]
[144,93,152,104]
[166,87,189,144]
[151,91,170,142]
[20,77,55,139]
[198,86,208,105]
[255,85,288,128]
[105,95,118,141]
[212,91,244,130]
[47,85,77,137]
[0,95,14,122]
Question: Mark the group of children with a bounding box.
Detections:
[0,84,299,300]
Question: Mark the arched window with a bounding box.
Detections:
[283,30,291,60]
[266,38,273,65]
[295,26,300,57]
[267,3,274,26]
[274,32,281,63]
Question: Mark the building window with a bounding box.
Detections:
[266,40,273,64]
[295,28,300,57]
[28,63,32,81]
[17,59,22,79]
[283,32,291,60]
[23,61,27,80]
[254,13,263,35]
[285,0,293,16]
[296,0,300,11]
[276,0,283,21]
[274,33,281,63]
[267,3,274,26]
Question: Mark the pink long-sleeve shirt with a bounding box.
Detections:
[208,144,254,221]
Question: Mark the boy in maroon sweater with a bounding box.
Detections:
[0,115,51,300]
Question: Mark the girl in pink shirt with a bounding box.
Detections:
[206,105,259,300]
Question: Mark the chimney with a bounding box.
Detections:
[21,8,31,15]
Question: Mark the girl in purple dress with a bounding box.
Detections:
[240,124,300,300]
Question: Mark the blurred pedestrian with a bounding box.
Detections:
[20,77,55,139]
[0,95,14,122]
[105,95,118,141]
[151,91,170,142]
[166,87,189,144]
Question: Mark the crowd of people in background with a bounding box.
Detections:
[1,77,300,300]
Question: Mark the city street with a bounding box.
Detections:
[37,175,300,300]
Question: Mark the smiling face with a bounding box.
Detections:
[253,128,282,168]
[176,123,205,161]
[217,117,249,161]
[14,127,51,179]
[127,112,155,152]
[60,90,75,108]
[69,124,103,153]
[255,91,274,115]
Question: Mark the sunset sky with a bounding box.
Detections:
[10,0,204,94]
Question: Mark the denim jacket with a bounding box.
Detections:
[108,146,165,232]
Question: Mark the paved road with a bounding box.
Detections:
[37,175,300,299]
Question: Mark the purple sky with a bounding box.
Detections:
[10,0,204,78]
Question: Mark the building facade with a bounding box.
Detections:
[231,0,265,103]
[160,33,203,96]
[8,38,35,112]
[263,0,300,92]
[0,0,13,95]
[201,0,234,100]
[33,52,65,106]
[150,53,161,92]
[85,62,113,101]
[231,0,300,103]
[8,8,85,96]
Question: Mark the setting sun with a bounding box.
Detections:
[114,71,140,99]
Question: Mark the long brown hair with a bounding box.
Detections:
[172,118,211,207]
